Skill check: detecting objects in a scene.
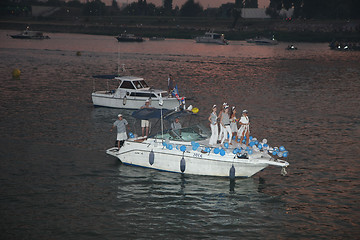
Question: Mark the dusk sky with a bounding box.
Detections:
[113,0,270,9]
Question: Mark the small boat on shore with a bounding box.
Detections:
[10,27,50,40]
[195,31,229,45]
[107,108,289,178]
[92,75,184,110]
[116,32,144,42]
[286,44,298,50]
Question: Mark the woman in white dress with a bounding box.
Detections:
[208,105,218,146]
[237,110,250,146]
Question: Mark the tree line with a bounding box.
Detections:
[1,0,359,19]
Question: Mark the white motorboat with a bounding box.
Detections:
[92,75,184,110]
[246,36,278,45]
[10,27,50,40]
[195,31,229,45]
[106,109,289,178]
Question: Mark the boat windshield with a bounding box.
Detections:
[139,80,149,88]
[152,124,209,142]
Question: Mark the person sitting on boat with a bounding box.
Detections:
[230,106,238,141]
[237,110,250,146]
[208,105,218,146]
[171,117,182,130]
[140,99,153,137]
[220,105,232,146]
[110,114,129,150]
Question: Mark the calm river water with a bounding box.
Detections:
[0,30,359,239]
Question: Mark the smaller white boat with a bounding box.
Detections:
[247,35,278,45]
[10,27,50,40]
[195,31,229,45]
[92,75,184,110]
[116,32,144,42]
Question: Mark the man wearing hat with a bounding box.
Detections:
[111,113,129,150]
[237,110,250,146]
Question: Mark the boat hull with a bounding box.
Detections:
[106,140,288,178]
[92,93,181,110]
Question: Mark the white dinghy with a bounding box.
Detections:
[106,108,289,178]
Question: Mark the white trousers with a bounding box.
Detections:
[221,125,232,144]
[209,123,218,145]
[218,124,225,140]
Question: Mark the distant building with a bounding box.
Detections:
[241,8,293,19]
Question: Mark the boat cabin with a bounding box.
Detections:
[114,76,168,99]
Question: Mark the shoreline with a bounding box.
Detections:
[1,17,359,42]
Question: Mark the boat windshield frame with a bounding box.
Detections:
[152,124,209,142]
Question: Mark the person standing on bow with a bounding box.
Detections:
[237,110,250,146]
[220,105,232,146]
[208,105,218,146]
[110,114,129,150]
[140,99,153,137]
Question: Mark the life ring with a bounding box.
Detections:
[123,96,127,105]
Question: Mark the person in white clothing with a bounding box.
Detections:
[217,102,227,143]
[237,110,250,146]
[208,105,218,145]
[220,105,232,145]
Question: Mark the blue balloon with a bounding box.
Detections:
[196,142,200,148]
[255,140,259,145]
[192,145,198,151]
[162,142,167,147]
[220,149,226,156]
[258,144,263,149]
[214,148,220,154]
[191,141,196,146]
[224,142,229,149]
[167,144,173,150]
[232,136,236,140]
[249,136,253,140]
[249,142,255,147]
[242,140,246,143]
[243,135,246,139]
[232,148,238,154]
[180,145,186,152]
[248,149,253,155]
[283,151,288,157]
[246,146,250,151]
[272,151,277,156]
[279,146,286,152]
[263,143,269,148]
[205,147,211,153]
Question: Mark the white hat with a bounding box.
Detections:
[145,99,150,103]
[118,114,123,117]
[242,110,248,113]
[212,104,217,109]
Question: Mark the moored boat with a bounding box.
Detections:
[10,27,50,40]
[92,75,184,110]
[116,32,144,42]
[106,108,289,178]
[247,35,278,45]
[195,31,229,45]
